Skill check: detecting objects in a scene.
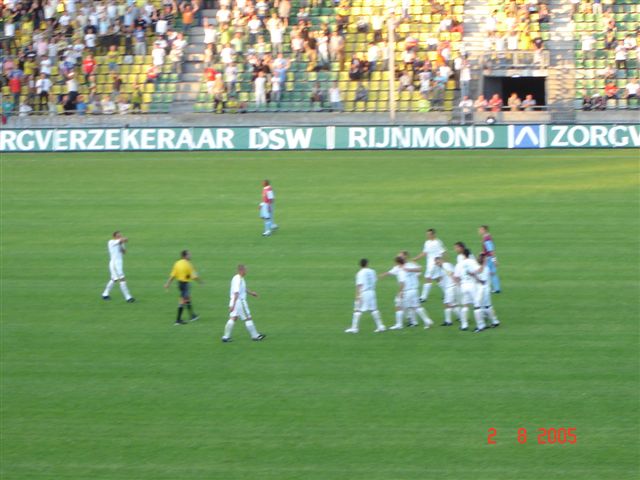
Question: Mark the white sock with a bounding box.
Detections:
[408,309,417,325]
[245,320,259,338]
[351,311,361,330]
[119,281,132,300]
[223,319,235,338]
[474,308,486,329]
[394,311,403,326]
[102,280,115,297]
[455,306,462,320]
[460,307,469,329]
[372,310,384,328]
[416,307,432,326]
[421,283,432,301]
[487,307,499,324]
[444,307,452,324]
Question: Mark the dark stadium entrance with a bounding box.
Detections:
[484,76,547,108]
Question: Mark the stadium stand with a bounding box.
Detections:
[191,0,466,113]
[1,0,186,115]
[0,0,637,118]
[573,0,639,109]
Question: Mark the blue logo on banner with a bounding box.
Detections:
[512,125,544,148]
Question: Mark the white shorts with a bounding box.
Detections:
[402,289,420,309]
[424,259,437,279]
[355,290,378,312]
[474,285,491,308]
[109,259,124,280]
[442,285,456,305]
[460,283,476,306]
[229,298,251,320]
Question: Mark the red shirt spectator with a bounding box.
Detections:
[9,76,21,94]
[82,56,96,75]
[489,93,503,112]
[604,82,618,98]
[205,67,218,81]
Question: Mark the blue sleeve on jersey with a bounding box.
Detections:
[484,239,495,253]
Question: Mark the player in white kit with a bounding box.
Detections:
[101,231,135,302]
[432,256,456,326]
[345,259,386,333]
[455,246,482,332]
[473,254,500,329]
[222,265,266,342]
[413,229,446,303]
[385,256,433,330]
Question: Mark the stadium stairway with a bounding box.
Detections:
[546,0,576,122]
[460,0,485,101]
[171,10,217,113]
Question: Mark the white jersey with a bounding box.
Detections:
[356,267,376,292]
[108,239,124,262]
[403,262,421,291]
[460,258,480,285]
[434,262,455,289]
[387,265,401,277]
[423,239,446,263]
[230,274,247,302]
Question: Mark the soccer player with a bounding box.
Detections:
[222,265,266,342]
[261,180,278,235]
[413,229,446,303]
[383,256,433,330]
[164,250,201,325]
[102,231,135,302]
[474,254,501,328]
[432,256,456,326]
[454,245,481,332]
[259,201,272,237]
[479,225,501,293]
[402,252,434,328]
[345,259,386,333]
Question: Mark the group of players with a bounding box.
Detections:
[100,179,501,340]
[347,227,502,334]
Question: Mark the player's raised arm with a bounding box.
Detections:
[412,251,426,262]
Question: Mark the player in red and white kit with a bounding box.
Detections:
[261,180,278,236]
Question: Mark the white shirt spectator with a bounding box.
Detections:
[582,34,595,52]
[615,45,627,61]
[329,86,341,103]
[439,65,452,79]
[204,26,217,44]
[152,46,166,66]
[36,77,52,93]
[255,75,266,93]
[107,3,118,19]
[220,46,234,64]
[217,7,231,24]
[84,32,97,49]
[271,76,281,92]
[367,44,379,62]
[248,18,261,34]
[224,65,237,82]
[40,58,52,76]
[59,13,71,26]
[4,21,15,38]
[156,18,168,35]
[626,81,639,96]
[66,76,78,93]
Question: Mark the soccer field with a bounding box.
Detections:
[1,149,638,479]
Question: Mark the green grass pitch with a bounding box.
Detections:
[1,149,638,479]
